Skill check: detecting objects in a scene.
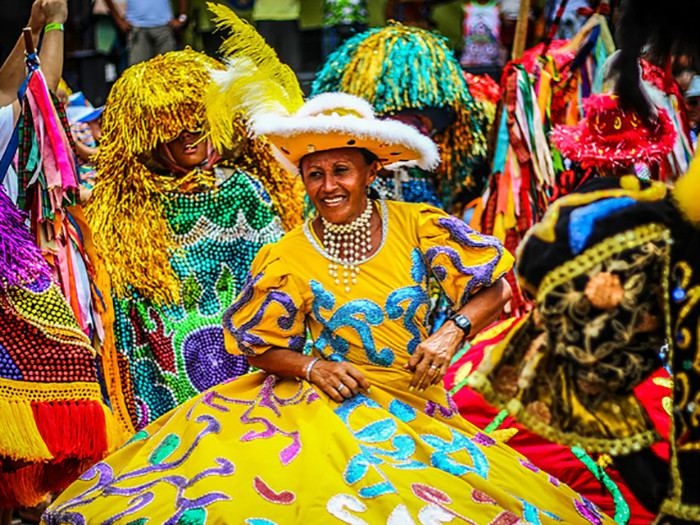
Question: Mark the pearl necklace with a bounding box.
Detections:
[321,199,374,293]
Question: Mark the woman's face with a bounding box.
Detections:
[301,148,377,225]
[166,129,208,169]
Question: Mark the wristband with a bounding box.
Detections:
[45,23,64,33]
[304,357,320,382]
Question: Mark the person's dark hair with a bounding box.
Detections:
[298,147,379,175]
[357,148,379,166]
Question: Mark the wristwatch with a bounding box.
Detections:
[178,13,188,23]
[448,313,472,338]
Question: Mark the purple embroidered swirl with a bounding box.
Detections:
[43,413,225,523]
[222,272,304,355]
[424,216,506,307]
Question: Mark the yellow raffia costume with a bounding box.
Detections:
[89,45,305,432]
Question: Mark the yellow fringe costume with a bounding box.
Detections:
[89,48,304,431]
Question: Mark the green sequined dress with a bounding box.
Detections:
[113,167,284,429]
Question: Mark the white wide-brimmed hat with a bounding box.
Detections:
[251,93,441,175]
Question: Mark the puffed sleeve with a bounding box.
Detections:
[222,244,307,356]
[417,205,513,309]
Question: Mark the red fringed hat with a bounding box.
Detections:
[551,94,676,168]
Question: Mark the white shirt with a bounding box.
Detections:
[0,103,19,202]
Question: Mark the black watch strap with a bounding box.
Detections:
[448,313,472,337]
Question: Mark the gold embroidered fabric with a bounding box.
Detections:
[470,224,672,454]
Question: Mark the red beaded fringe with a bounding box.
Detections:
[31,400,108,462]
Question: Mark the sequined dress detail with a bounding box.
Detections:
[45,201,615,525]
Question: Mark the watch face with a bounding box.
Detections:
[453,314,471,333]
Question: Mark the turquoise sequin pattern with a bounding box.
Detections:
[385,249,430,355]
[309,251,431,363]
[310,280,395,367]
[334,394,494,499]
[113,168,284,429]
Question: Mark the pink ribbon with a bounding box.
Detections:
[27,71,78,191]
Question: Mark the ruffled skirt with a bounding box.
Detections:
[43,368,616,525]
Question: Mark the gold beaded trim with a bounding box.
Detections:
[536,223,671,304]
[659,498,700,522]
[0,377,103,403]
[467,369,662,455]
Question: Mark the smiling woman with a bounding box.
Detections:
[45,91,618,525]
[302,148,378,224]
[43,7,618,524]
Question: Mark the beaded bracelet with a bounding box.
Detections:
[45,23,64,32]
[304,357,320,382]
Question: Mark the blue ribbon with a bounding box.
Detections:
[0,52,39,184]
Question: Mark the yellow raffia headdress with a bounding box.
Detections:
[89,48,303,305]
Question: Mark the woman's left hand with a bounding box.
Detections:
[404,323,463,392]
[403,277,513,393]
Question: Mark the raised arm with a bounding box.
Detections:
[405,276,512,392]
[39,0,68,93]
[0,0,67,124]
[0,1,44,119]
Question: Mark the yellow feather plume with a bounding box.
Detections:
[673,153,700,226]
[205,3,304,152]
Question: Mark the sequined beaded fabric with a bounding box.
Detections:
[0,276,117,508]
[112,167,284,429]
[45,201,615,525]
[372,168,443,209]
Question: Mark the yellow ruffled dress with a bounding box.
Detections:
[44,201,615,525]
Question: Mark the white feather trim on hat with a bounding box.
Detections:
[252,92,441,175]
[293,92,376,119]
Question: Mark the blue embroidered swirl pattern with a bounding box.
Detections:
[310,280,394,366]
[385,249,430,355]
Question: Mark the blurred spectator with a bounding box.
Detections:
[675,68,695,94]
[93,0,128,75]
[685,75,700,148]
[61,90,103,201]
[321,0,369,58]
[104,0,188,66]
[386,0,435,29]
[461,0,506,67]
[1,0,67,201]
[253,0,302,72]
[552,0,590,40]
[499,0,520,47]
